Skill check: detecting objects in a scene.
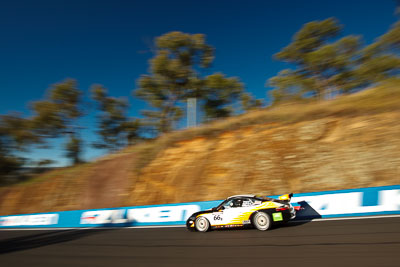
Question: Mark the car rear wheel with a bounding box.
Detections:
[195,216,210,232]
[252,212,271,231]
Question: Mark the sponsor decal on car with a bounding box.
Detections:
[272,212,283,221]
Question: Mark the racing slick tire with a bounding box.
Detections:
[195,216,210,232]
[252,212,271,231]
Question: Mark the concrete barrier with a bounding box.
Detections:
[0,185,399,228]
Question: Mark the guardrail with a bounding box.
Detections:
[0,185,399,228]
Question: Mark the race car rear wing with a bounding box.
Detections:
[278,193,293,201]
[255,193,294,205]
[278,193,302,210]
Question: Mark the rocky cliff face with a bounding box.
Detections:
[1,90,400,215]
[128,112,400,206]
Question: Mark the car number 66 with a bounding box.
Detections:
[213,214,222,221]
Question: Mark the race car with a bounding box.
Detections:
[186,193,296,232]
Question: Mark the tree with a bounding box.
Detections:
[135,31,214,134]
[31,79,84,165]
[91,85,140,151]
[354,21,400,87]
[202,73,244,120]
[123,119,141,145]
[65,134,82,165]
[268,18,365,101]
[0,79,84,177]
[240,92,263,111]
[379,21,400,50]
[0,114,36,181]
[35,159,55,168]
[268,18,400,104]
[268,69,312,104]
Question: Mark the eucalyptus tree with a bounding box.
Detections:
[91,85,140,151]
[31,79,84,165]
[268,18,400,104]
[135,31,214,133]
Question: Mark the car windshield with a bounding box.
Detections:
[216,199,234,209]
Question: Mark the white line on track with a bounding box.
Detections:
[1,214,400,231]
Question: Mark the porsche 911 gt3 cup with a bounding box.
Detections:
[186,193,296,232]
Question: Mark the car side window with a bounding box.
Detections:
[242,198,254,207]
[231,198,245,208]
[220,198,256,209]
[222,199,234,209]
[224,199,243,208]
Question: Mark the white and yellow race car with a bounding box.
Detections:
[186,194,296,232]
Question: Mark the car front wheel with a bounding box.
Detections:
[195,216,210,232]
[252,212,271,231]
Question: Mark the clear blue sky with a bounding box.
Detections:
[0,0,398,166]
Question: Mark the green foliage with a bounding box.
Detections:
[65,134,82,165]
[356,54,400,84]
[275,18,341,64]
[269,69,312,104]
[123,119,141,145]
[36,159,55,168]
[136,31,251,132]
[49,79,82,119]
[32,79,82,137]
[92,85,140,150]
[0,114,35,181]
[135,31,214,134]
[31,79,84,165]
[202,73,244,120]
[0,113,38,149]
[0,154,24,182]
[356,21,400,84]
[0,79,84,177]
[240,92,263,111]
[31,101,64,137]
[269,18,364,101]
[379,21,400,50]
[268,18,399,104]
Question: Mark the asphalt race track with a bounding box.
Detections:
[1,217,399,267]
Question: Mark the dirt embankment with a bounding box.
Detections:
[1,85,400,215]
[127,112,400,205]
[0,154,136,215]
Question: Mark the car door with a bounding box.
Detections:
[205,199,234,226]
[219,198,253,226]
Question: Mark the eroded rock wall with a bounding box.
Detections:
[128,112,400,205]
